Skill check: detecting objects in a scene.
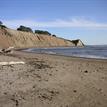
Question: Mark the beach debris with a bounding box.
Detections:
[84,70,88,73]
[73,90,77,93]
[0,46,14,54]
[0,61,25,66]
[38,88,59,101]
[11,98,19,106]
[28,60,52,69]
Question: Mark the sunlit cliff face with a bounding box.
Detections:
[0,28,84,48]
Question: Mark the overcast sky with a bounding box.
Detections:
[0,0,107,45]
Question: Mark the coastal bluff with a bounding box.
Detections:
[0,27,84,48]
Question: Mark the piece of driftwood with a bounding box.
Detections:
[0,47,14,54]
[0,61,25,66]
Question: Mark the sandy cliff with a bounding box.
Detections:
[0,28,84,48]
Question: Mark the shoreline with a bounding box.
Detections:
[20,45,107,61]
[0,50,107,107]
[20,50,107,62]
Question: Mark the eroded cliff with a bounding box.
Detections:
[0,28,84,48]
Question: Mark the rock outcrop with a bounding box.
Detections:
[0,28,84,48]
[71,39,84,47]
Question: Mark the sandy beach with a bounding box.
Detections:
[0,51,107,107]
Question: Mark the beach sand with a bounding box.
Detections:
[0,51,107,107]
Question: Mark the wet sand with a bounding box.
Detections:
[0,51,107,107]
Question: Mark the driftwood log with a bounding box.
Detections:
[0,61,25,65]
[0,47,14,54]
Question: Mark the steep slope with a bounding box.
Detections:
[0,28,84,48]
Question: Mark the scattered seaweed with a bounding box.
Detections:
[28,60,52,69]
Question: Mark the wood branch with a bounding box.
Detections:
[0,47,14,54]
[0,61,25,66]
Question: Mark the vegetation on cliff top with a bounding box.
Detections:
[17,25,52,36]
[0,21,56,37]
[0,21,7,29]
[35,30,51,35]
[17,25,33,33]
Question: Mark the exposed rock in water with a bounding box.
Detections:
[0,28,84,48]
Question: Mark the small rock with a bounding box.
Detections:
[84,70,88,73]
[73,90,77,93]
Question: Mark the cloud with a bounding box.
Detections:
[3,18,107,29]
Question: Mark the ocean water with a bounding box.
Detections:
[24,45,107,59]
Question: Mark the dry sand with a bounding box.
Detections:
[0,51,107,107]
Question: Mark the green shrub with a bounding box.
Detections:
[0,21,7,28]
[35,30,51,35]
[17,25,33,33]
[52,34,56,37]
[0,25,7,28]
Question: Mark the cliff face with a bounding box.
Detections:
[0,28,84,48]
